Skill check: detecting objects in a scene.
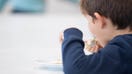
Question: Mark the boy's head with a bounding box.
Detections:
[80,0,132,47]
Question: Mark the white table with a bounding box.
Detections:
[0,14,91,74]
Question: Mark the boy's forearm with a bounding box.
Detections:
[62,28,86,74]
[61,28,122,74]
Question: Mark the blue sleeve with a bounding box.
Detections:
[62,28,123,74]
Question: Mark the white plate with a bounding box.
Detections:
[37,60,63,71]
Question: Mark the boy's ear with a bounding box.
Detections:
[93,12,106,29]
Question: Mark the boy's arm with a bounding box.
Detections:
[62,28,123,74]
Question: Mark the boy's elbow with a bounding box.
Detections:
[63,56,86,74]
[63,63,75,74]
[63,66,80,74]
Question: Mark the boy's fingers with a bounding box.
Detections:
[88,45,99,53]
[92,46,97,52]
[59,32,64,44]
[94,45,99,52]
[85,39,103,53]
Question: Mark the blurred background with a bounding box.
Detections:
[0,0,92,74]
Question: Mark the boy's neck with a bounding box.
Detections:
[112,28,132,38]
[102,28,132,47]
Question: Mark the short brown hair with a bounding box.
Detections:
[80,0,132,30]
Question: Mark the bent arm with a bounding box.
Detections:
[62,28,123,74]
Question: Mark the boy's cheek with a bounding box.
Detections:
[88,24,96,35]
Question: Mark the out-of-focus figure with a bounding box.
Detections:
[11,0,46,13]
[69,0,79,3]
[0,0,7,11]
[0,0,46,13]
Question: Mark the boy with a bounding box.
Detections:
[61,0,132,74]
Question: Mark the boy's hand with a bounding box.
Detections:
[85,40,102,53]
[59,32,64,44]
[59,32,102,53]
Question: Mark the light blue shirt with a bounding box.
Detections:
[10,0,45,12]
[68,0,79,4]
[0,0,7,11]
